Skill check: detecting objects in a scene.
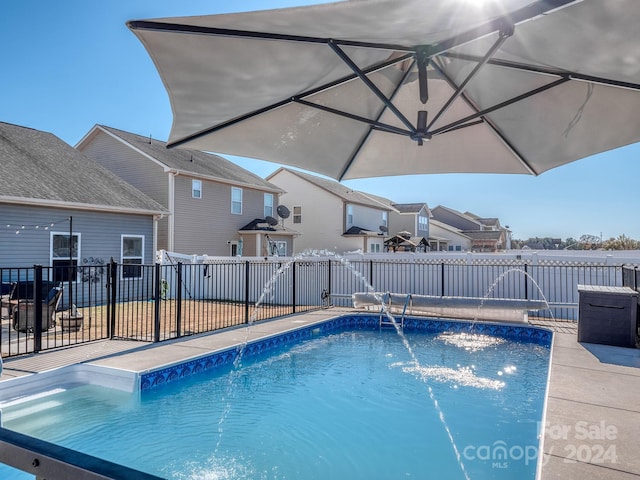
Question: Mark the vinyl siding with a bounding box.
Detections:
[271,170,348,253]
[173,175,278,256]
[349,203,387,233]
[431,207,479,231]
[390,207,429,237]
[78,130,169,249]
[391,214,415,234]
[0,204,155,270]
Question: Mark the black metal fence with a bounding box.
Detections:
[0,258,627,358]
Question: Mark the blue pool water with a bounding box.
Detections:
[0,319,551,479]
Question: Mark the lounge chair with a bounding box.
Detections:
[0,282,17,319]
[12,286,63,333]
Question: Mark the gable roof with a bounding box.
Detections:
[268,167,391,210]
[464,211,501,228]
[430,219,470,237]
[344,226,380,236]
[463,230,504,241]
[0,122,167,215]
[392,203,430,215]
[87,125,282,192]
[432,205,483,227]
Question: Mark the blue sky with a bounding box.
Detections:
[2,0,639,241]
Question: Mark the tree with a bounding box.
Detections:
[602,235,640,250]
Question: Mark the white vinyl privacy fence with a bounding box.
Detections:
[158,250,638,321]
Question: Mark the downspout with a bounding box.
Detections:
[166,170,177,252]
[153,214,161,260]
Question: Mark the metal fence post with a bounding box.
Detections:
[108,259,118,339]
[440,262,445,297]
[327,259,332,298]
[292,261,297,314]
[244,261,250,324]
[153,263,161,343]
[176,262,183,337]
[524,263,529,300]
[33,265,43,353]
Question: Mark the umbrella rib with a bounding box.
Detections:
[442,52,640,92]
[427,24,513,132]
[427,0,580,56]
[327,40,416,134]
[292,98,410,137]
[430,76,571,136]
[166,53,414,149]
[127,20,414,52]
[337,57,419,181]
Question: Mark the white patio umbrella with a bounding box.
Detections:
[128,0,640,180]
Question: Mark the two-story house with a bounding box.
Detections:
[360,196,432,252]
[429,219,472,251]
[431,206,507,252]
[0,121,167,290]
[77,125,295,257]
[266,168,392,254]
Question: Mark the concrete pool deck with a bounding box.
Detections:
[1,308,639,479]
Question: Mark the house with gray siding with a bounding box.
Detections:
[77,125,295,257]
[0,121,167,299]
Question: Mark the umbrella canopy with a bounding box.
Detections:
[128,0,640,180]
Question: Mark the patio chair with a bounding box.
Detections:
[11,285,63,333]
[0,282,17,319]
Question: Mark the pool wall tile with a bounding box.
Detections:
[140,315,552,391]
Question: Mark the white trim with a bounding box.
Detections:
[231,187,243,215]
[192,179,202,199]
[50,231,81,283]
[120,234,145,280]
[0,197,166,216]
[168,173,175,251]
[82,125,282,193]
[264,192,274,218]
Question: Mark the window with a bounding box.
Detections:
[264,193,274,218]
[419,215,428,231]
[122,235,144,279]
[381,211,388,228]
[192,179,202,199]
[272,241,287,256]
[51,232,80,283]
[346,205,353,227]
[370,243,381,253]
[231,187,243,214]
[293,206,302,224]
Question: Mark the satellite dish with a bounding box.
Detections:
[265,216,279,226]
[379,225,388,233]
[277,205,290,219]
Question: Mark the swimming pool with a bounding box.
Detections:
[0,315,552,479]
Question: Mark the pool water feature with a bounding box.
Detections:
[0,316,552,480]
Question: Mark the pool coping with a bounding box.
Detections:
[1,308,639,479]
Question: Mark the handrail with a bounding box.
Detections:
[0,427,164,480]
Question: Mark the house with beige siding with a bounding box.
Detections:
[0,121,167,306]
[77,125,295,257]
[431,205,508,252]
[266,168,391,254]
[429,219,472,251]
